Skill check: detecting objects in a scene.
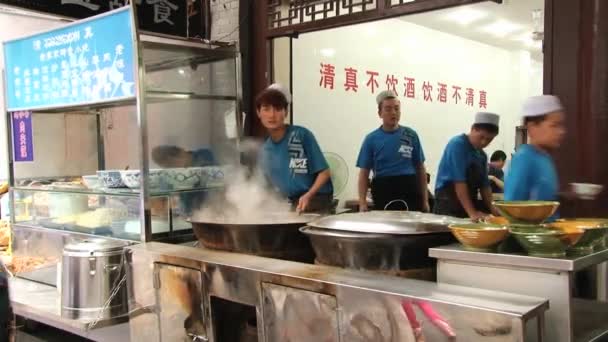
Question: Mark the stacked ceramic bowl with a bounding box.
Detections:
[492,201,608,258]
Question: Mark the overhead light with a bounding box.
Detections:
[320,48,335,57]
[481,20,522,37]
[444,8,487,26]
[178,68,185,75]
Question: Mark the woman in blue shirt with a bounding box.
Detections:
[505,95,566,202]
[434,113,502,221]
[356,90,428,212]
[257,84,334,213]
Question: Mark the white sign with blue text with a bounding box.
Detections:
[3,7,136,111]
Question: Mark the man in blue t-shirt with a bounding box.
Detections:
[505,95,566,204]
[434,112,501,221]
[257,84,334,213]
[356,90,428,212]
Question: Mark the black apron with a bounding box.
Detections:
[289,193,335,214]
[371,175,422,211]
[433,161,488,218]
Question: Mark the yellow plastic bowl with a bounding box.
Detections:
[493,201,560,224]
[449,224,510,252]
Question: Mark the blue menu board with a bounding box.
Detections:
[3,7,136,111]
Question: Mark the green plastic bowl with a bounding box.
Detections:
[510,226,582,258]
[546,219,608,255]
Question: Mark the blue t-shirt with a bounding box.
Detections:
[192,149,216,166]
[260,125,333,199]
[435,134,490,192]
[505,144,558,201]
[356,126,425,178]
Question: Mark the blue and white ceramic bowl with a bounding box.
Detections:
[120,169,164,191]
[203,166,225,187]
[162,167,204,190]
[97,170,126,188]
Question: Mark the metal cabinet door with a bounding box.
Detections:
[262,283,339,342]
[154,263,207,342]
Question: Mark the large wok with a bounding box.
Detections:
[190,213,319,262]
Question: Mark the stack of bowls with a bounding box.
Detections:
[545,219,608,255]
[491,201,605,258]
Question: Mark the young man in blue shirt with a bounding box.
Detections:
[505,95,566,202]
[434,112,501,220]
[257,84,334,213]
[356,90,428,212]
[488,150,507,194]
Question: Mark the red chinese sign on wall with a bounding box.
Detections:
[319,62,488,109]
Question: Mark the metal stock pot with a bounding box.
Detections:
[61,238,128,320]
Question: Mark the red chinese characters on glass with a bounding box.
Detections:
[366,71,380,94]
[437,83,448,103]
[404,77,415,98]
[466,88,474,107]
[479,90,488,109]
[385,75,398,93]
[344,67,358,92]
[452,86,462,104]
[422,82,433,102]
[319,63,336,90]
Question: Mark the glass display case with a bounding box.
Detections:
[3,10,241,284]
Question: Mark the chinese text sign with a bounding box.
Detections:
[3,7,136,111]
[11,111,34,162]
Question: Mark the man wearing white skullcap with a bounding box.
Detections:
[504,95,566,206]
[355,90,429,212]
[433,112,502,221]
[256,84,334,213]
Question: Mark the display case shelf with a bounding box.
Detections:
[12,185,224,198]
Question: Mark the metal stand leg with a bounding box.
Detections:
[596,262,608,302]
[537,313,545,342]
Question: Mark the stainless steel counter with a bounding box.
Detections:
[429,244,608,272]
[128,242,550,341]
[9,277,130,342]
[431,244,608,342]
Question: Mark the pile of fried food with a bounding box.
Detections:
[4,256,55,275]
[0,220,55,275]
[0,220,9,251]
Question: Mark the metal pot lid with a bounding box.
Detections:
[64,238,126,253]
[308,211,471,235]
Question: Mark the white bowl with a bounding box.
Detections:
[81,175,100,189]
[571,183,604,200]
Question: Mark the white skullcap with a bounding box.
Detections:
[267,83,291,104]
[521,95,563,118]
[474,112,500,126]
[376,90,398,105]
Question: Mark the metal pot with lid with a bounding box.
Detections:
[300,211,467,274]
[61,238,129,320]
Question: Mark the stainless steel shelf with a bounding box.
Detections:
[145,90,237,102]
[572,298,608,342]
[430,244,608,272]
[9,277,129,338]
[13,185,224,198]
